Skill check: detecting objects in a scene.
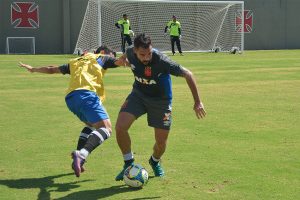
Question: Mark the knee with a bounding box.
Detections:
[115,122,128,134]
[156,140,167,149]
[115,123,123,134]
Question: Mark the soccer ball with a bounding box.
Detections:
[123,164,149,188]
[230,47,239,54]
[128,30,135,37]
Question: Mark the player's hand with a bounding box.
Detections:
[19,62,34,73]
[179,35,182,40]
[194,102,206,119]
[116,54,130,67]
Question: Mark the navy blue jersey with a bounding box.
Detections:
[126,47,184,99]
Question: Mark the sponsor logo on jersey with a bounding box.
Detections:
[135,76,156,85]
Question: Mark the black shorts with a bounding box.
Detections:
[120,89,172,130]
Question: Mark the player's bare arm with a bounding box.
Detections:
[19,62,61,74]
[180,67,206,119]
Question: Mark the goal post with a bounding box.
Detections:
[74,0,244,54]
[6,37,36,54]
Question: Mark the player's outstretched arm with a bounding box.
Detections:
[181,67,206,119]
[19,62,61,74]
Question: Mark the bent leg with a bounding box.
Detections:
[148,128,169,177]
[114,112,136,181]
[76,125,95,150]
[153,128,169,159]
[115,112,136,155]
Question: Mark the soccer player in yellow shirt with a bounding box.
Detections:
[18,46,126,178]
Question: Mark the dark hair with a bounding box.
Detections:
[95,45,116,57]
[134,33,152,49]
[123,14,127,17]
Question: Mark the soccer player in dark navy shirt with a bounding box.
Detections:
[115,33,206,180]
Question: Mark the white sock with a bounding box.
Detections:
[151,155,160,162]
[123,152,134,161]
[79,148,89,159]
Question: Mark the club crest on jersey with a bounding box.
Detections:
[144,66,152,77]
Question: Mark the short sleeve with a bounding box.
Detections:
[58,64,70,74]
[160,54,184,77]
[100,56,118,69]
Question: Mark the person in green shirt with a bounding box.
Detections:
[164,15,183,56]
[115,14,133,53]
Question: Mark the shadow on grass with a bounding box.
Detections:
[55,185,161,200]
[0,173,91,200]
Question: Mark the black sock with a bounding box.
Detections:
[77,127,93,150]
[125,159,134,166]
[83,128,111,153]
[150,156,159,164]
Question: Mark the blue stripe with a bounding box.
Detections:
[97,57,104,67]
[158,73,172,100]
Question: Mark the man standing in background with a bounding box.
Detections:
[115,14,133,53]
[164,15,183,56]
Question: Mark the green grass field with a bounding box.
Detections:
[0,50,299,200]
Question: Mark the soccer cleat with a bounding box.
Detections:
[115,161,134,181]
[71,150,86,177]
[149,158,165,177]
[71,163,85,173]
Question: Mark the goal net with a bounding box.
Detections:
[74,0,244,54]
[6,37,36,54]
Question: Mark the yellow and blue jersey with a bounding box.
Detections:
[59,53,117,102]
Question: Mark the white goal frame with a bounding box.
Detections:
[74,0,244,54]
[6,37,36,54]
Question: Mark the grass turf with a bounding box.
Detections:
[0,50,299,199]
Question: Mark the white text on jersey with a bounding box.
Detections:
[135,76,157,85]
